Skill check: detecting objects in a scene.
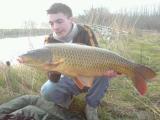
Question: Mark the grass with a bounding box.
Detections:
[0,32,160,119]
[0,64,47,104]
[97,32,160,119]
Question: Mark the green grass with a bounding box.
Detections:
[97,33,160,119]
[0,64,47,103]
[0,32,160,119]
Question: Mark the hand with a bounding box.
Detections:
[103,70,119,78]
[48,71,61,82]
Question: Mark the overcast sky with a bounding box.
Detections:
[0,0,159,28]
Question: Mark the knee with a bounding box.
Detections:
[40,80,71,106]
[40,80,58,101]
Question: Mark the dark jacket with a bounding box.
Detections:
[44,24,99,82]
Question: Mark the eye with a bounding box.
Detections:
[56,19,63,24]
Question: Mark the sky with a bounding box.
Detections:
[0,0,160,29]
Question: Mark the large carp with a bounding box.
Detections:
[18,43,156,95]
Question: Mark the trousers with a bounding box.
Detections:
[41,75,109,108]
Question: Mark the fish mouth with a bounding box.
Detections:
[17,57,27,63]
[17,56,42,68]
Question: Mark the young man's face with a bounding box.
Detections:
[48,13,73,38]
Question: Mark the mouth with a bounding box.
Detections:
[17,57,23,63]
[55,31,64,35]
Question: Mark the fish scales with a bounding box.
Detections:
[18,43,156,95]
[48,44,135,76]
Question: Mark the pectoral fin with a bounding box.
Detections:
[43,58,64,71]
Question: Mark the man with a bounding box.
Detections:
[41,3,117,120]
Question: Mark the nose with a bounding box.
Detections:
[51,23,59,31]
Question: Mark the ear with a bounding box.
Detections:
[69,17,74,22]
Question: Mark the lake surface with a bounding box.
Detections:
[0,35,45,64]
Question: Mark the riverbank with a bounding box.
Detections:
[0,35,44,64]
[0,29,51,39]
[0,32,160,119]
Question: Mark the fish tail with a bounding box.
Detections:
[131,64,156,95]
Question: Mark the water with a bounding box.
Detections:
[0,35,45,64]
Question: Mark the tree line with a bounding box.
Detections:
[76,5,160,33]
[1,5,160,39]
[0,29,51,39]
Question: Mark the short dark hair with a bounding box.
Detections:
[47,3,72,17]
